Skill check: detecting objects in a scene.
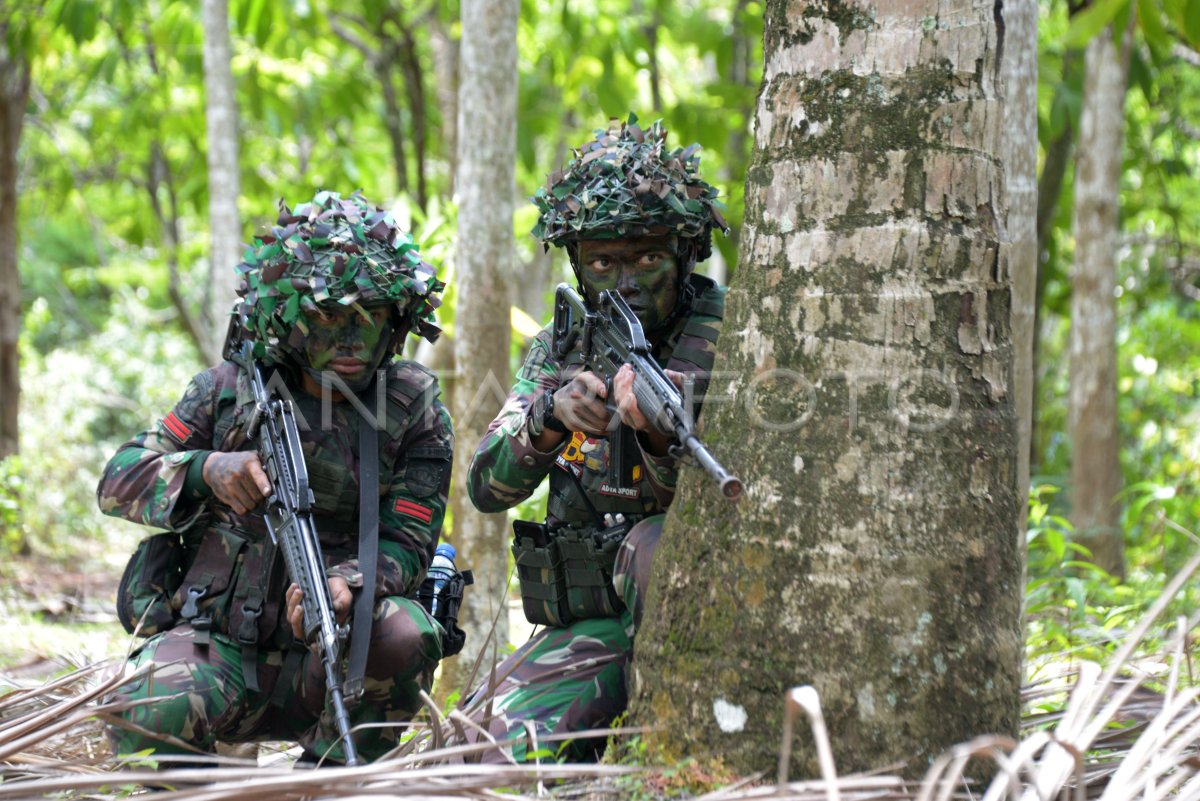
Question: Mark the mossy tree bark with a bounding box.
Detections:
[629,0,1023,778]
[443,0,517,697]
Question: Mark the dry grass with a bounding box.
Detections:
[2,555,1199,800]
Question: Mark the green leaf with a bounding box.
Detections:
[282,293,300,324]
[1129,48,1155,102]
[1064,0,1130,48]
[1137,0,1170,53]
[254,0,276,46]
[1185,0,1200,46]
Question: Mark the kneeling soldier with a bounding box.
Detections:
[99,191,453,765]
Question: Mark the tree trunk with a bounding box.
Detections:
[1005,0,1037,570]
[0,38,30,460]
[1069,25,1131,579]
[429,17,459,193]
[629,0,1022,777]
[442,0,516,697]
[397,24,429,212]
[1031,48,1079,471]
[202,0,240,363]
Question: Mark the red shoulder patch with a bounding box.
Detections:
[393,499,434,524]
[162,411,192,442]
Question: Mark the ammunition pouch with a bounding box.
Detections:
[116,531,185,637]
[171,526,248,646]
[511,519,628,628]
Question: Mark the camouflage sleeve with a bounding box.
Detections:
[634,434,678,508]
[467,329,569,513]
[328,397,455,600]
[96,367,220,531]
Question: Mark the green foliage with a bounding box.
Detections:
[0,457,22,554]
[9,294,199,565]
[1035,0,1200,602]
[1025,485,1135,667]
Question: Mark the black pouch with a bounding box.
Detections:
[557,523,627,620]
[511,520,571,627]
[171,526,247,638]
[416,568,475,657]
[116,531,185,637]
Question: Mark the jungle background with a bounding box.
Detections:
[0,0,1199,791]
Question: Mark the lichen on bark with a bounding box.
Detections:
[629,0,1022,779]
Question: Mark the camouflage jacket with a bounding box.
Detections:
[98,358,453,644]
[467,275,725,528]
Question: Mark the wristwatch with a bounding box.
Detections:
[530,389,568,436]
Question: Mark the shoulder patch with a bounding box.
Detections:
[386,360,440,409]
[517,333,555,383]
[162,369,217,445]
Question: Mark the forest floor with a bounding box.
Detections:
[0,556,1196,800]
[0,560,127,677]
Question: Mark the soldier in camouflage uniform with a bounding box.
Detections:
[98,191,453,766]
[463,115,727,762]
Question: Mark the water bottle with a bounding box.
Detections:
[427,544,457,618]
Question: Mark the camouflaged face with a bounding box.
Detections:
[531,114,728,256]
[235,190,445,359]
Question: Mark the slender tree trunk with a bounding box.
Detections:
[377,54,411,199]
[398,25,429,212]
[0,37,30,460]
[1031,49,1079,470]
[1069,24,1131,579]
[630,0,1022,776]
[202,0,240,363]
[430,17,459,193]
[442,0,516,697]
[1005,0,1037,571]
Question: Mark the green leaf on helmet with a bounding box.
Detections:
[282,293,300,324]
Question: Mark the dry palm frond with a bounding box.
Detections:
[2,551,1200,800]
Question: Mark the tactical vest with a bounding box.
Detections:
[171,359,445,654]
[545,274,725,528]
[514,275,725,628]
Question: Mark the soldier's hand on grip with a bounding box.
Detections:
[286,578,352,641]
[613,364,685,433]
[202,451,272,515]
[552,372,613,436]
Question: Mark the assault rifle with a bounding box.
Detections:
[226,336,361,766]
[551,283,743,501]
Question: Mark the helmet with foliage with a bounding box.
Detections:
[233,190,444,374]
[531,114,727,273]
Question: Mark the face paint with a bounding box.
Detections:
[578,235,680,334]
[301,304,392,385]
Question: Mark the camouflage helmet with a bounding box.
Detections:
[234,190,444,364]
[531,114,728,267]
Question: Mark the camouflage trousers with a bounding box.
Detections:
[106,595,442,765]
[463,514,662,763]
